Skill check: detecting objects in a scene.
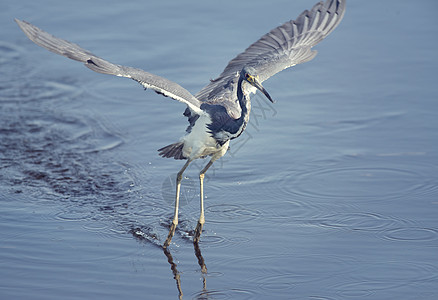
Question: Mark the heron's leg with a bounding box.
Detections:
[193,159,214,243]
[164,159,192,248]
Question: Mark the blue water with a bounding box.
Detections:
[1,0,438,299]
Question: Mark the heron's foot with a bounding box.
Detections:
[193,221,204,244]
[164,222,177,248]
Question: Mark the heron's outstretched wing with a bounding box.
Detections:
[196,0,346,105]
[15,19,202,114]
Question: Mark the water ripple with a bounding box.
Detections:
[286,166,423,201]
[260,197,330,223]
[316,212,402,232]
[334,261,438,297]
[0,70,146,244]
[380,227,438,243]
[191,288,256,300]
[196,231,252,249]
[224,252,357,296]
[0,41,22,64]
[205,204,262,224]
[1,79,83,103]
[251,254,356,297]
[54,208,94,222]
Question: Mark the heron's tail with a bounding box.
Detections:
[158,142,186,160]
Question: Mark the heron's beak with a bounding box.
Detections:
[251,77,274,103]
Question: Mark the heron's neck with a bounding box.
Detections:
[237,77,251,121]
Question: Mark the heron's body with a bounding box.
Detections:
[160,74,256,161]
[182,114,229,160]
[16,0,346,248]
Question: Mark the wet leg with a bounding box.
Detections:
[164,159,191,248]
[194,159,214,243]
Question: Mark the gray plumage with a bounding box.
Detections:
[15,18,202,115]
[16,0,346,247]
[15,0,345,161]
[196,0,346,118]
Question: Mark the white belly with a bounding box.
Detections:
[182,114,225,160]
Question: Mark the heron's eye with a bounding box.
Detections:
[245,73,250,79]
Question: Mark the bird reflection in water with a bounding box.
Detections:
[162,247,184,299]
[131,228,207,299]
[163,242,208,300]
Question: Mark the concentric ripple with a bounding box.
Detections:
[316,212,402,232]
[380,227,438,243]
[288,166,424,201]
[191,288,256,300]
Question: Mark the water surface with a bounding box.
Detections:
[1,0,438,299]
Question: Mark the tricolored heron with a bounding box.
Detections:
[16,0,346,248]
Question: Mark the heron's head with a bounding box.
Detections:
[241,67,274,103]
